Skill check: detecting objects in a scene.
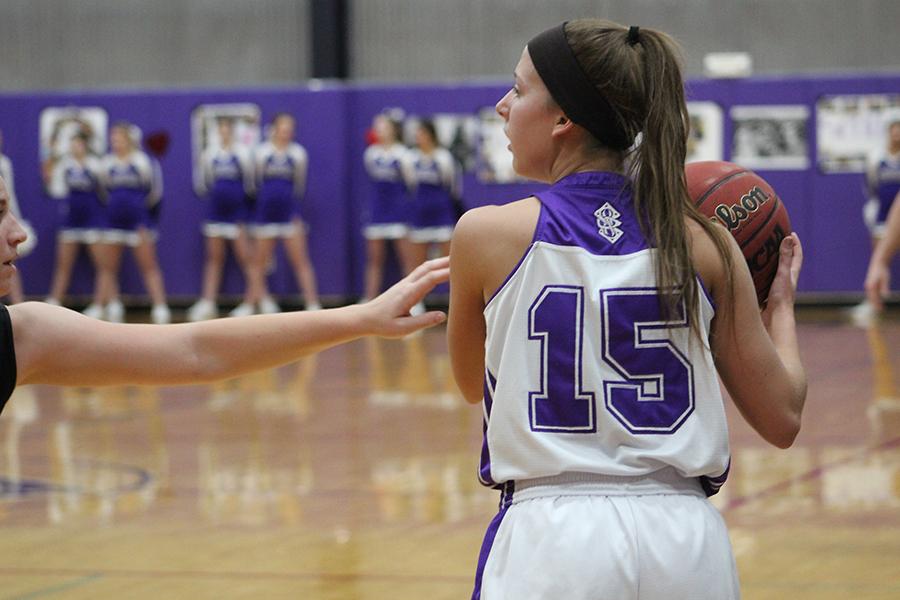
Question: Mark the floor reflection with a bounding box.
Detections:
[0,311,897,599]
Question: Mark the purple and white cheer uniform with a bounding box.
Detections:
[49,156,106,244]
[254,142,307,238]
[404,147,459,243]
[198,145,254,240]
[100,151,155,247]
[362,143,410,240]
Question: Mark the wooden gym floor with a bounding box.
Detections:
[0,306,898,599]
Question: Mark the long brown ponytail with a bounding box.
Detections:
[565,19,734,334]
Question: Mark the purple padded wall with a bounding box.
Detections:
[2,72,899,302]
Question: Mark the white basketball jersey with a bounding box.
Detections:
[480,171,730,496]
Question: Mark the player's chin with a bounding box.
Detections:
[0,272,11,297]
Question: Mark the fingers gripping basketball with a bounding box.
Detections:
[686,161,793,305]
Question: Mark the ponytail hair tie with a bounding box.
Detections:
[627,25,641,46]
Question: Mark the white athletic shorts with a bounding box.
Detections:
[473,470,740,600]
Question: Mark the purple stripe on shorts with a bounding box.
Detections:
[471,481,515,600]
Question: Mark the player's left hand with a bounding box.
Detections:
[762,233,802,326]
[363,256,450,338]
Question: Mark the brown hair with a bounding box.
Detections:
[564,19,734,334]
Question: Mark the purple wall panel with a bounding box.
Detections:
[2,73,900,301]
[0,85,351,301]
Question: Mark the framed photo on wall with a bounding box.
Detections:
[686,101,724,163]
[816,94,900,173]
[730,105,810,170]
[38,106,109,189]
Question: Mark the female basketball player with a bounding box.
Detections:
[45,133,106,309]
[0,173,448,413]
[95,122,171,324]
[866,191,900,309]
[448,20,807,599]
[0,130,32,305]
[187,118,256,321]
[360,113,413,302]
[243,113,320,316]
[854,120,900,322]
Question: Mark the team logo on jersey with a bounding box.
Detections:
[594,202,624,244]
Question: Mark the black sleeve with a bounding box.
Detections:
[0,304,17,413]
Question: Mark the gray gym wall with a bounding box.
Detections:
[0,0,898,91]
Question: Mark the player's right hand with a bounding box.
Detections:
[363,256,450,338]
[864,258,890,311]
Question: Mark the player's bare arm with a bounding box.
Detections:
[707,231,806,448]
[865,192,900,308]
[448,202,538,404]
[10,257,448,387]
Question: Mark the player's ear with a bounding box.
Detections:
[551,114,575,137]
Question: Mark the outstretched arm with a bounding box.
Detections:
[11,257,449,387]
[865,193,900,310]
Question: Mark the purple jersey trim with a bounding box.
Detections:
[471,481,515,600]
[699,458,731,496]
[478,369,499,488]
[696,273,716,314]
[485,171,644,309]
[533,171,648,256]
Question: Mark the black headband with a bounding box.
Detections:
[527,22,632,151]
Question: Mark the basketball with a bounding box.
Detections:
[686,161,792,305]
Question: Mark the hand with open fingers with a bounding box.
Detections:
[364,256,450,338]
[762,233,803,324]
[864,259,890,311]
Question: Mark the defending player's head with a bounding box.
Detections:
[0,176,28,296]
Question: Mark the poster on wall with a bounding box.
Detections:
[686,101,724,163]
[816,94,900,173]
[38,106,109,188]
[730,105,810,170]
[475,106,523,184]
[190,103,262,194]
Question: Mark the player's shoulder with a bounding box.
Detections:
[455,198,539,244]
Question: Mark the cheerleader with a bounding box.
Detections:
[187,118,256,321]
[403,119,460,268]
[242,113,320,315]
[95,122,171,324]
[45,133,107,309]
[361,113,413,302]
